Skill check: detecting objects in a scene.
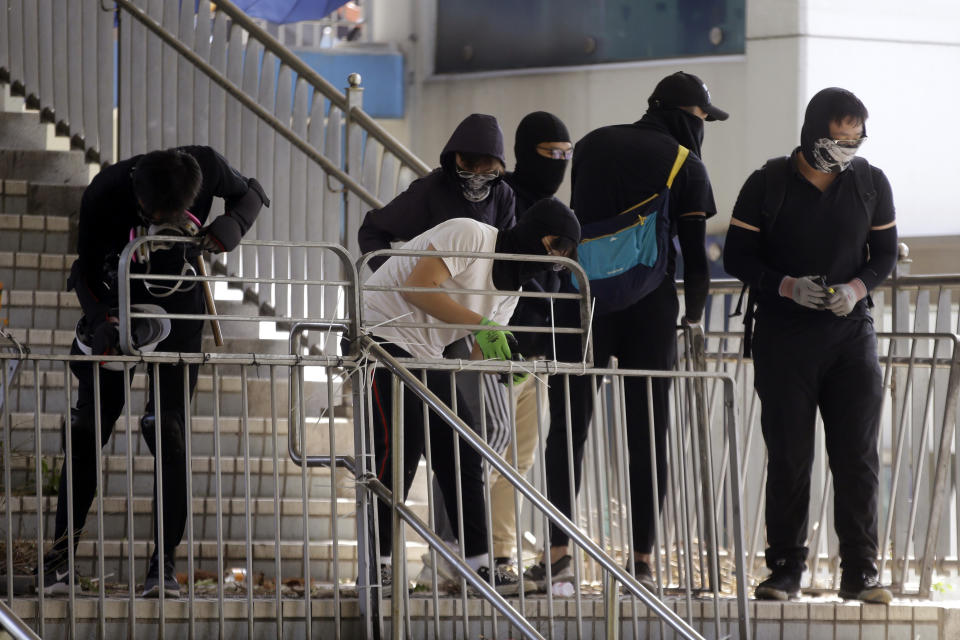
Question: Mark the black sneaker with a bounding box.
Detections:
[631,560,657,592]
[34,548,73,596]
[839,569,892,604]
[476,564,537,596]
[142,552,180,598]
[755,570,801,601]
[522,554,573,592]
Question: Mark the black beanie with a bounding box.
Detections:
[493,198,581,290]
[513,111,571,199]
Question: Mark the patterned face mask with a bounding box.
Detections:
[456,169,501,202]
[809,137,863,173]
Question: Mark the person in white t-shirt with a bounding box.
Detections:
[360,199,581,596]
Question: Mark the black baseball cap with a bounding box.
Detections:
[648,71,729,122]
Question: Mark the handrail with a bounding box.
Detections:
[206,1,432,178]
[353,333,709,640]
[112,0,385,210]
[0,600,41,640]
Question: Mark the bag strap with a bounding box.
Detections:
[665,144,690,189]
[615,144,690,217]
[761,156,791,230]
[851,156,877,224]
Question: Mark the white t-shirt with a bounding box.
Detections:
[362,218,519,359]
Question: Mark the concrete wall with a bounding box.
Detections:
[369,0,960,241]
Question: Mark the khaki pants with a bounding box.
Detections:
[489,374,548,558]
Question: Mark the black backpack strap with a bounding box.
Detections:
[850,156,877,224]
[761,156,791,230]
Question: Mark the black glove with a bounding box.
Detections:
[92,319,120,356]
[201,214,243,253]
[499,333,528,386]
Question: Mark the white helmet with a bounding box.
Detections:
[75,304,172,370]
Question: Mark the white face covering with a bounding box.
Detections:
[810,137,860,173]
[456,169,500,202]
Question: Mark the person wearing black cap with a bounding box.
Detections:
[526,71,727,592]
[724,88,897,603]
[360,200,581,596]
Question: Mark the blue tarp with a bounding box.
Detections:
[229,1,350,24]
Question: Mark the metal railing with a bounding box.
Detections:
[0,0,432,338]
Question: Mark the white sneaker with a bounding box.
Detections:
[414,551,459,593]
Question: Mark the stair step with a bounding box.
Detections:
[0,250,76,291]
[7,495,372,545]
[1,181,85,216]
[0,149,92,186]
[0,111,69,152]
[0,214,71,253]
[7,412,358,459]
[6,364,339,413]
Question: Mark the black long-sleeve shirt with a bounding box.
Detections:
[570,119,717,321]
[72,146,255,324]
[723,150,897,319]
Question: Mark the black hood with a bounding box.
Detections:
[800,87,868,172]
[439,113,507,174]
[512,111,571,200]
[493,198,581,291]
[639,108,705,158]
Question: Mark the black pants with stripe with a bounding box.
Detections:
[752,310,882,573]
[370,342,487,558]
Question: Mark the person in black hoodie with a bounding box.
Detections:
[525,72,727,592]
[358,113,516,271]
[358,113,521,590]
[37,147,268,599]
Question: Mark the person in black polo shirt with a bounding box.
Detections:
[525,72,726,591]
[724,88,897,603]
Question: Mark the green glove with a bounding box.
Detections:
[473,317,514,361]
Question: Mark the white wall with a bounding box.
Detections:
[370,0,960,237]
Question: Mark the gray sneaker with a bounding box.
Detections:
[142,553,180,598]
[522,554,573,592]
[476,564,537,596]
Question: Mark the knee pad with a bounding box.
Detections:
[141,413,186,461]
[62,412,97,458]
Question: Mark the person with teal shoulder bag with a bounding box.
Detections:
[526,72,728,593]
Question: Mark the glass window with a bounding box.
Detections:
[435,0,744,73]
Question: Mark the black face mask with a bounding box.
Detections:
[492,198,581,291]
[640,108,705,158]
[512,111,571,200]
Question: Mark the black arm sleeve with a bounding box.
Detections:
[358,175,435,271]
[857,225,898,291]
[677,215,709,322]
[855,167,897,291]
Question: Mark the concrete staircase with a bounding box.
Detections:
[0,83,437,627]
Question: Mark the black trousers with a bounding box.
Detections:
[545,278,679,553]
[752,311,882,572]
[369,342,487,557]
[53,319,202,558]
